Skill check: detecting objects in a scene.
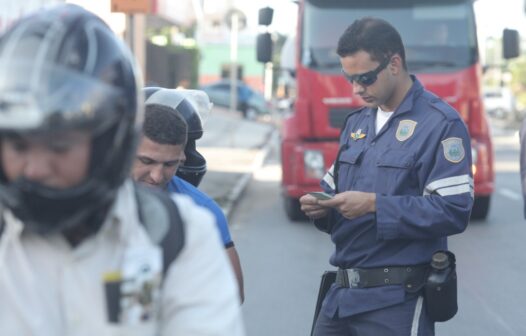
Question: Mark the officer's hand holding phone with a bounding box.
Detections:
[300,193,331,219]
[317,191,376,220]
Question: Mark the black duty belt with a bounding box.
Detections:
[335,265,428,290]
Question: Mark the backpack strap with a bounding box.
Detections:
[134,184,185,275]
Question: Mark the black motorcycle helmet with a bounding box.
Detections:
[0,4,143,234]
[143,87,207,187]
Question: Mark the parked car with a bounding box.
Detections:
[199,80,269,119]
[483,87,518,120]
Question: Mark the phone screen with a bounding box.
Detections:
[309,192,333,200]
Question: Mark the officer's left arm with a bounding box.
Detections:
[375,119,473,240]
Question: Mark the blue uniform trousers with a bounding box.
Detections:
[313,296,434,336]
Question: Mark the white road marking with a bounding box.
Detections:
[498,188,522,201]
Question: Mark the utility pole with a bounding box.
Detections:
[126,13,135,52]
[229,11,239,115]
[111,0,148,76]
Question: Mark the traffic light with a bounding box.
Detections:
[258,7,274,26]
[503,29,520,59]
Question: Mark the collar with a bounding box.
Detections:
[360,76,423,138]
[2,210,24,240]
[99,180,140,243]
[393,75,423,116]
[364,75,423,117]
[67,180,141,257]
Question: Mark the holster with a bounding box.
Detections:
[424,251,458,322]
[310,271,336,336]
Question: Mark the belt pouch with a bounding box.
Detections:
[424,251,458,322]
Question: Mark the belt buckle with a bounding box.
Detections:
[348,269,361,288]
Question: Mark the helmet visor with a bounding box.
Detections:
[0,60,124,134]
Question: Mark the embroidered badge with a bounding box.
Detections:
[395,120,417,141]
[442,137,465,163]
[350,128,366,141]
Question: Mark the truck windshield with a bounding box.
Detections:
[302,0,478,73]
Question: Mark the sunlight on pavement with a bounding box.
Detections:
[200,147,260,173]
[492,130,520,148]
[253,164,281,182]
[495,161,519,173]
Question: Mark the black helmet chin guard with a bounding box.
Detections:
[176,140,207,187]
[144,87,210,187]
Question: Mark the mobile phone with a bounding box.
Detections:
[308,191,333,200]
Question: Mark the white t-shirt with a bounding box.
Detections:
[0,180,245,336]
[376,107,394,134]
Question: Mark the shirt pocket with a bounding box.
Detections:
[375,148,417,194]
[336,146,364,191]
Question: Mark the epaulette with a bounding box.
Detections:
[424,91,460,122]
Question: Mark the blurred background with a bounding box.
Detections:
[3,0,526,120]
[3,1,526,335]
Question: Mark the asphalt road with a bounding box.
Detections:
[233,119,526,336]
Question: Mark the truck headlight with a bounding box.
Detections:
[471,146,478,175]
[304,150,325,179]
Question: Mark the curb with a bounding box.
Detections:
[222,127,279,219]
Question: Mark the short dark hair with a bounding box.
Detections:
[143,104,188,145]
[337,17,407,70]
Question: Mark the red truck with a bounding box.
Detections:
[257,0,519,221]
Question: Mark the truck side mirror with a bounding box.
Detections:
[258,7,274,26]
[257,33,273,63]
[503,28,520,59]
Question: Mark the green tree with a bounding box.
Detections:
[508,55,526,109]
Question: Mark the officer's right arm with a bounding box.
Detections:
[159,195,245,336]
[376,118,472,239]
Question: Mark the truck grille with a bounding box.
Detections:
[328,107,361,129]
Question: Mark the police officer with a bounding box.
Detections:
[0,4,245,335]
[300,17,472,335]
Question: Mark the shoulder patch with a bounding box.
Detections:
[442,137,465,163]
[395,120,417,141]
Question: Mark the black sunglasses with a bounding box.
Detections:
[341,59,390,87]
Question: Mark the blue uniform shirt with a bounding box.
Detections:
[168,176,234,248]
[319,77,473,318]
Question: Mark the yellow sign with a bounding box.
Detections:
[111,0,150,14]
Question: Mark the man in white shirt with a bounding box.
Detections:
[0,4,244,336]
